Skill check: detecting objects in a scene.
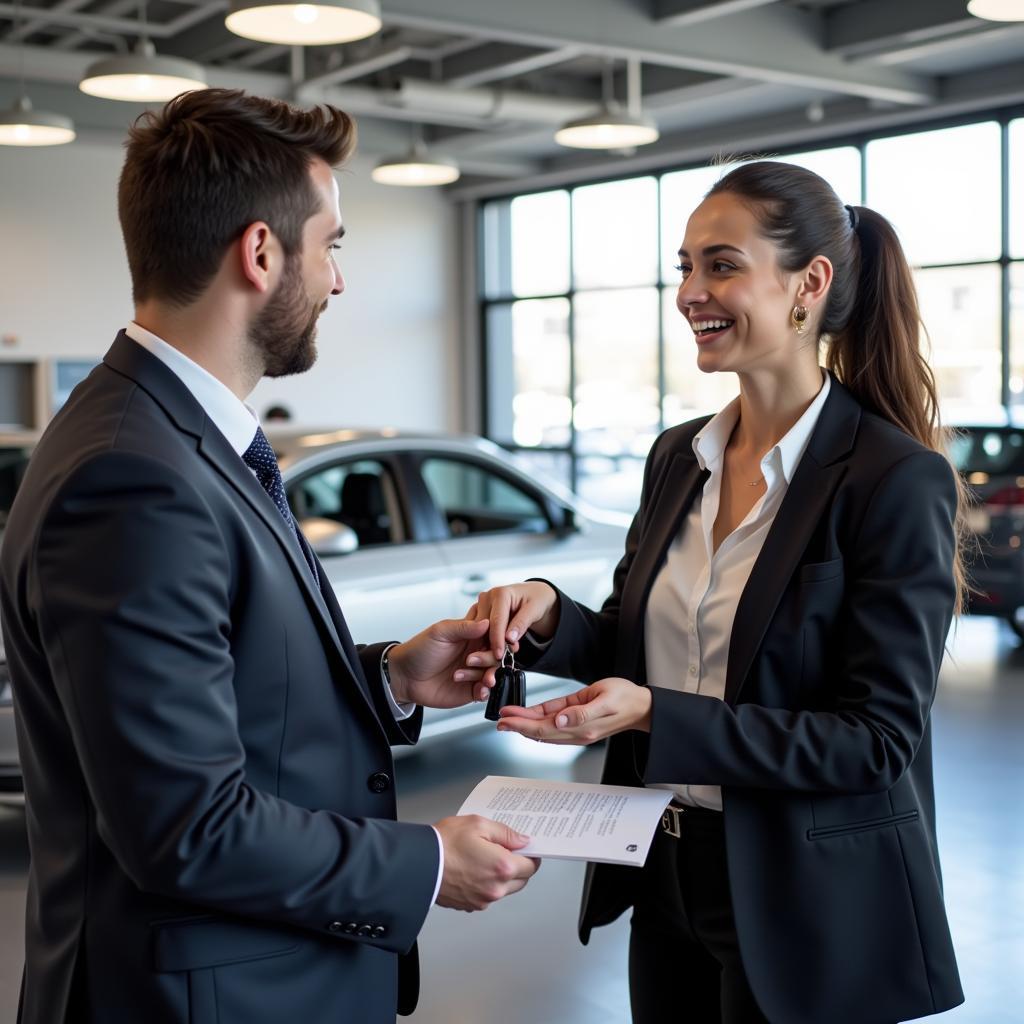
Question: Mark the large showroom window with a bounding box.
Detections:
[481,115,1024,511]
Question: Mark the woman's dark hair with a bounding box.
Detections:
[118,88,356,308]
[707,160,969,612]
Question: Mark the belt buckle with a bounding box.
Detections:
[661,804,683,838]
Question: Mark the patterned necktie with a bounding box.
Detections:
[242,427,319,587]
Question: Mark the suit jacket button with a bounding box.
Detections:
[367,771,391,793]
[357,924,373,937]
[343,922,358,934]
[327,921,344,933]
[372,925,386,938]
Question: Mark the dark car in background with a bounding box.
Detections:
[951,421,1024,638]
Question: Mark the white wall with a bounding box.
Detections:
[0,141,461,432]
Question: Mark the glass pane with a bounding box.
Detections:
[867,123,1001,266]
[915,264,1002,419]
[661,288,740,427]
[573,288,660,458]
[1011,120,1024,259]
[573,177,658,289]
[287,459,399,547]
[508,449,572,495]
[421,457,549,536]
[782,146,862,206]
[511,190,570,297]
[576,456,646,513]
[485,298,571,447]
[660,165,728,283]
[1009,264,1024,406]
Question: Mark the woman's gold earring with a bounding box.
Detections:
[791,305,809,336]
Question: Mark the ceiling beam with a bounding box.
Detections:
[443,42,581,88]
[653,0,782,28]
[382,0,936,105]
[0,0,224,41]
[825,0,991,59]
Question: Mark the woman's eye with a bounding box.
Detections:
[329,243,342,253]
[712,260,734,272]
[674,263,690,276]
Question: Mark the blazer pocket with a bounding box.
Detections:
[799,557,844,583]
[806,809,919,841]
[152,917,300,972]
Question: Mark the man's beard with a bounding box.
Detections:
[250,255,327,378]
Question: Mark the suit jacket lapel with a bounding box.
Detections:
[104,333,371,710]
[724,378,861,704]
[620,452,708,679]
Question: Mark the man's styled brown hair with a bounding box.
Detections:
[118,88,356,307]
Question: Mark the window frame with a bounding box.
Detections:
[478,103,1024,501]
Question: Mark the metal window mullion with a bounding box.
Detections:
[568,191,578,493]
[656,174,666,437]
[1001,116,1012,410]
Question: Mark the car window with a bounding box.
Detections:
[950,428,1024,476]
[286,459,404,547]
[421,457,550,537]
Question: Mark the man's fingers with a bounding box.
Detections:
[476,817,531,850]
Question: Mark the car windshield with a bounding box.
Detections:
[949,428,1024,477]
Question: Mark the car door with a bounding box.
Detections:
[413,452,619,622]
[284,454,455,645]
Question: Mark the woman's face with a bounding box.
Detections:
[675,192,809,377]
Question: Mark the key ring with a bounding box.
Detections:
[502,645,515,669]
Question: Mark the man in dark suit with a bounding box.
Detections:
[0,88,538,1024]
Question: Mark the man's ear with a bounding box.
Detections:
[796,254,833,309]
[239,221,279,294]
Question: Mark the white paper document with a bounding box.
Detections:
[458,775,673,867]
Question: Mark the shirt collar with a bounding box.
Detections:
[692,370,831,485]
[124,321,260,457]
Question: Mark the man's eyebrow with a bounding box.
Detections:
[677,244,746,258]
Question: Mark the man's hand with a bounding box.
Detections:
[433,815,540,912]
[387,617,493,708]
[496,677,652,744]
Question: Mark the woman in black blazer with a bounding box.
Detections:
[463,161,967,1024]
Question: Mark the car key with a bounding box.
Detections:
[485,645,526,722]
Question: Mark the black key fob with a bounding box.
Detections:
[485,647,526,722]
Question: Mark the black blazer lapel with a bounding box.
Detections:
[104,332,372,710]
[619,452,708,678]
[724,379,861,704]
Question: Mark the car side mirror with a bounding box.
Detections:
[554,505,580,539]
[300,517,359,557]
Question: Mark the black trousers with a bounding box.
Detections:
[629,809,769,1024]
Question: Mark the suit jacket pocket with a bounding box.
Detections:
[799,557,844,583]
[806,809,919,841]
[152,916,300,972]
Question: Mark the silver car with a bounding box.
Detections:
[0,430,630,793]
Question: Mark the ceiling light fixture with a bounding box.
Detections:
[225,0,381,45]
[0,96,76,147]
[80,39,207,102]
[555,58,659,150]
[371,143,460,187]
[0,0,76,146]
[966,0,1024,20]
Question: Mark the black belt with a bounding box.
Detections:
[660,802,722,837]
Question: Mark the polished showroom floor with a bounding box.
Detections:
[0,616,1022,1023]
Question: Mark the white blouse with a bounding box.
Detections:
[644,371,831,810]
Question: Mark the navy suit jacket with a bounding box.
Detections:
[0,333,440,1024]
[522,378,965,1024]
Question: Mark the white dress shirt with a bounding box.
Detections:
[125,323,444,897]
[645,371,831,811]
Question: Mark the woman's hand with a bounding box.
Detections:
[495,678,651,745]
[464,582,560,682]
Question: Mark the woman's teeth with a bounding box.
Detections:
[691,319,734,336]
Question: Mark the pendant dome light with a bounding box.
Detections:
[371,138,459,187]
[80,39,208,101]
[966,0,1024,20]
[555,58,659,150]
[225,0,381,46]
[0,0,75,146]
